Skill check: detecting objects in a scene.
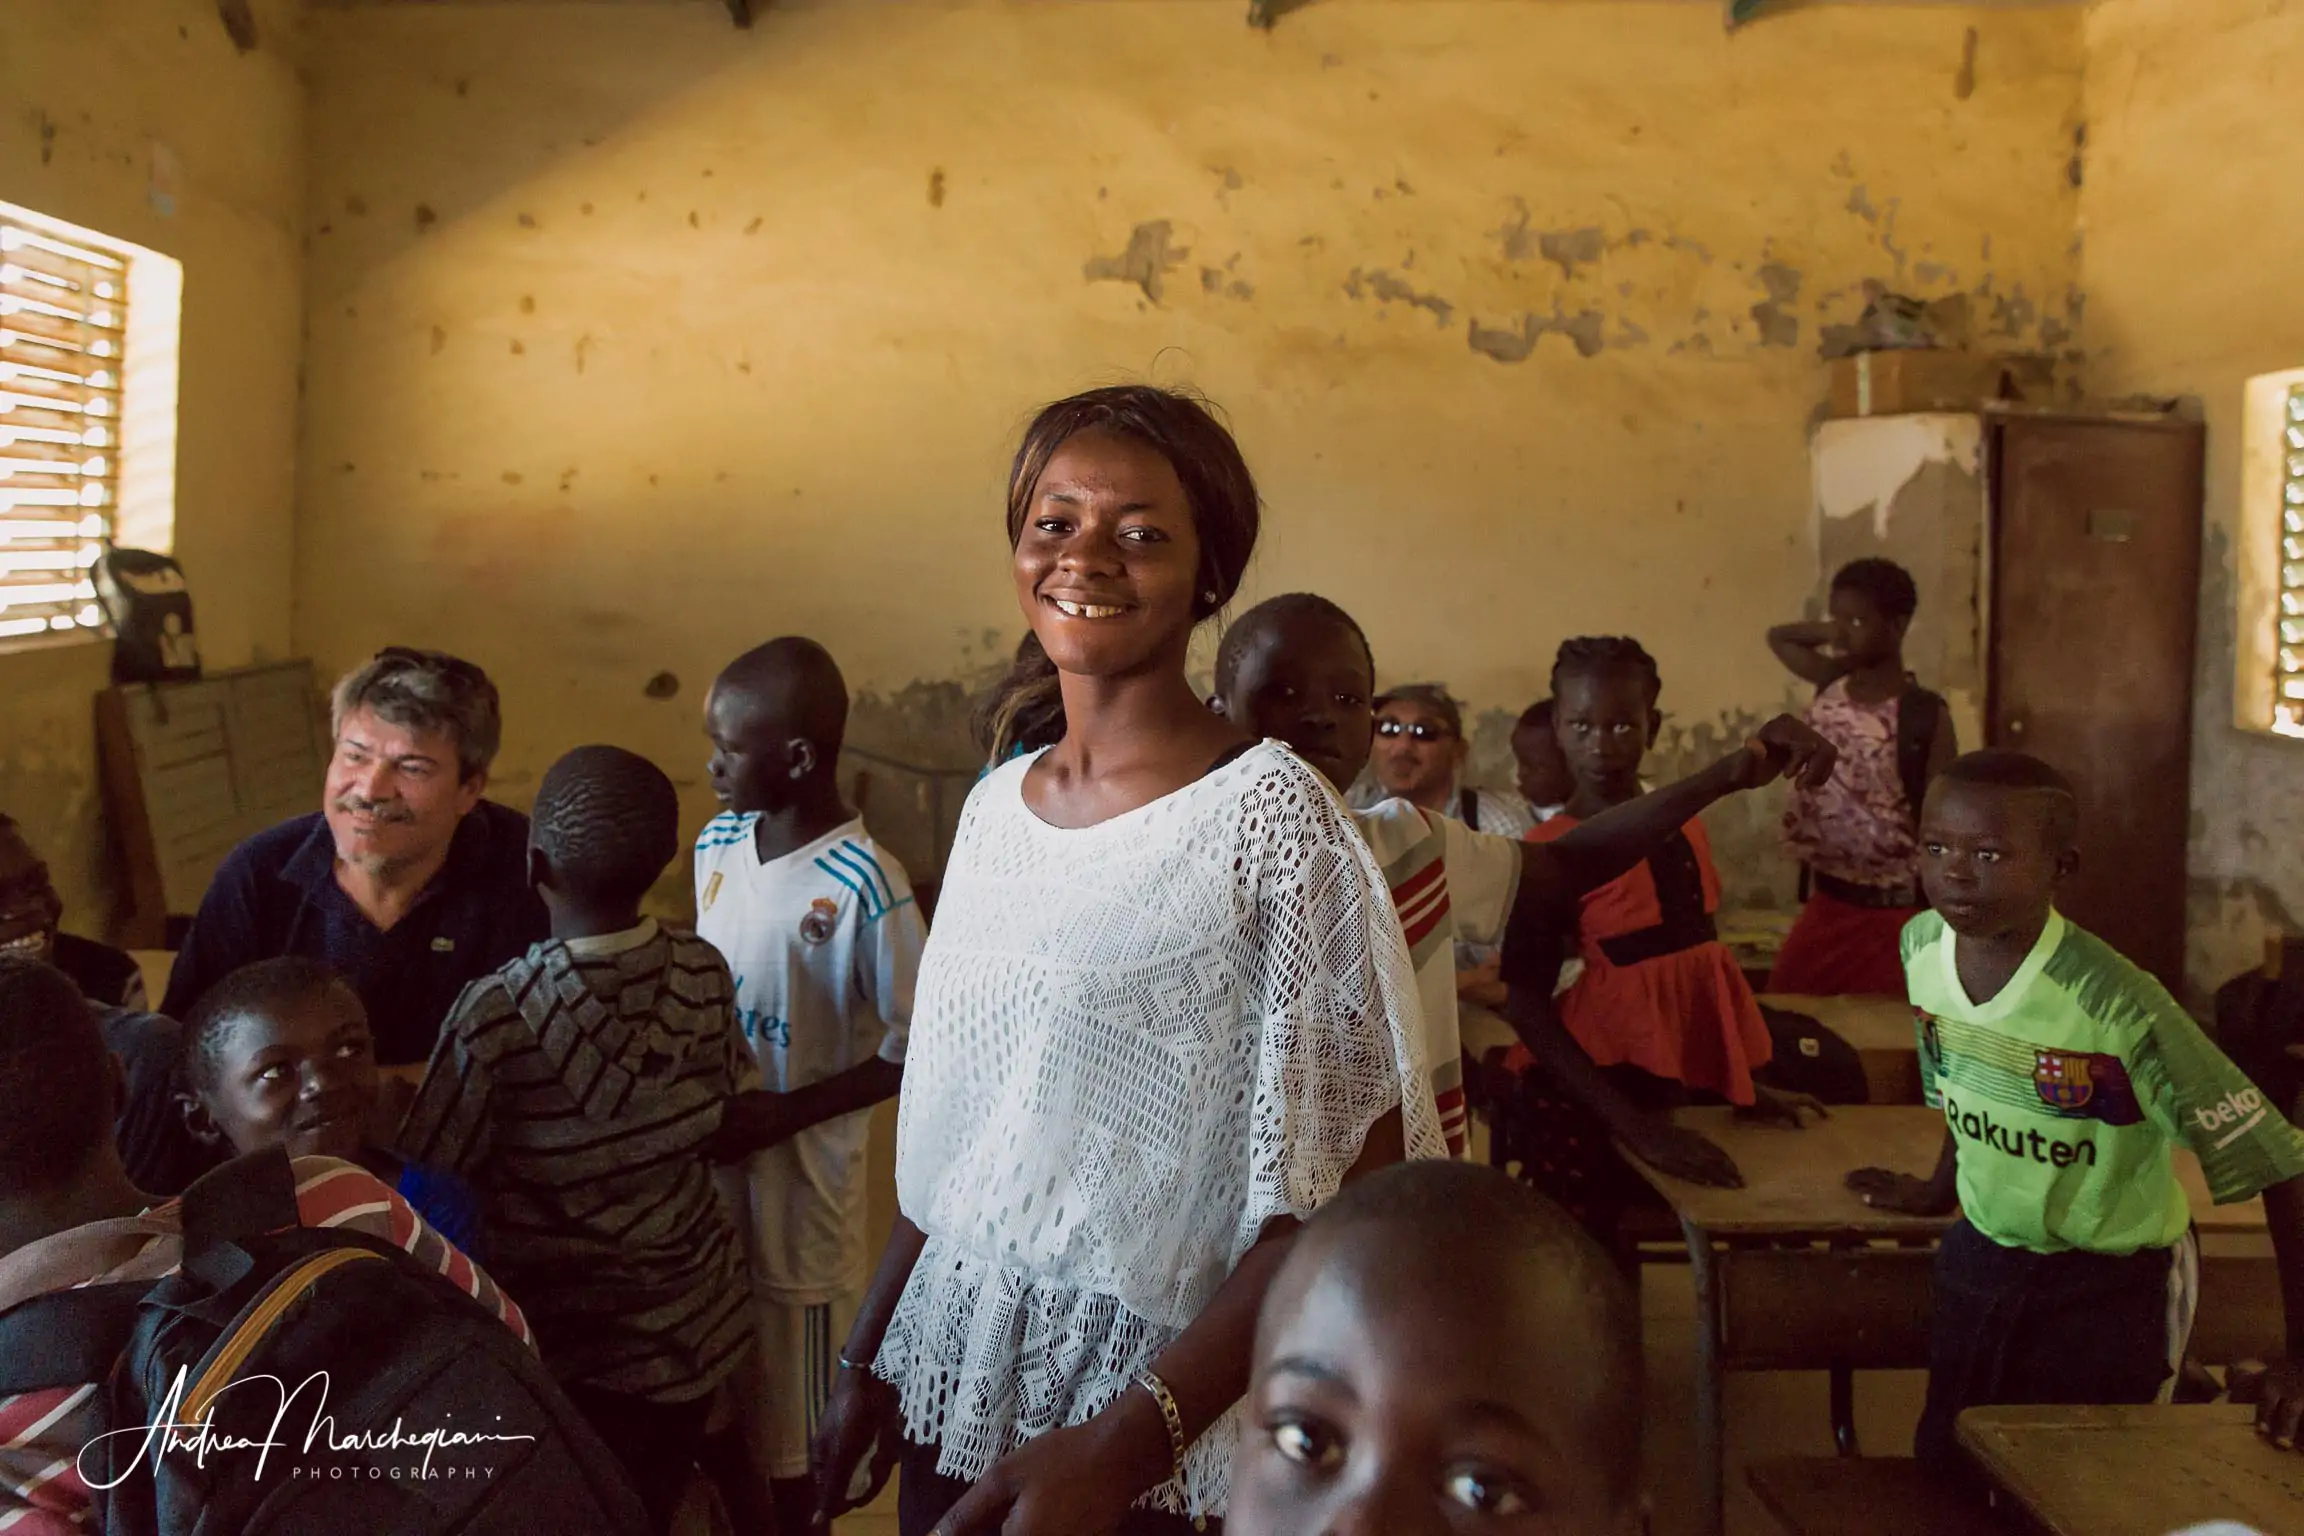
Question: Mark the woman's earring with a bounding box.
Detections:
[1201,589,1220,606]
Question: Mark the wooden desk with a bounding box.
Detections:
[1759,992,1923,1104]
[1635,1106,2277,1536]
[1959,1404,2304,1536]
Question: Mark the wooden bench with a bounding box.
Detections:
[1746,1457,2033,1536]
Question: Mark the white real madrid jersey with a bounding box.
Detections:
[695,813,925,1299]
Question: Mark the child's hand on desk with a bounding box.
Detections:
[1621,1117,1745,1188]
[1736,1082,1830,1128]
[704,1089,808,1162]
[2230,1358,2304,1452]
[1844,1166,1956,1215]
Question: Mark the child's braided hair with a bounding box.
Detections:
[1550,636,1662,707]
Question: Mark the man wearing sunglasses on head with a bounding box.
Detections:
[1351,683,1540,838]
[161,647,549,1065]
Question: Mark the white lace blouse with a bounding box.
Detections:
[875,740,1440,1516]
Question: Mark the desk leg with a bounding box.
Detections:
[1684,1216,1723,1536]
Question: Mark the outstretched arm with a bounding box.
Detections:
[1769,621,1847,687]
[1525,716,1837,905]
[707,1058,903,1161]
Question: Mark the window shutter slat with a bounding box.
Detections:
[0,210,128,640]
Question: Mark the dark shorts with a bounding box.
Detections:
[1916,1217,2198,1477]
[562,1383,713,1536]
[896,1439,1217,1536]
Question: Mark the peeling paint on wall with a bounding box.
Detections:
[1344,267,1452,327]
[1084,220,1187,303]
[1812,415,1986,735]
[1751,262,1803,349]
[288,0,2089,913]
[1467,305,1608,362]
[1539,226,1605,280]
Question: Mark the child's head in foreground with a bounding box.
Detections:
[704,636,850,816]
[528,744,681,922]
[183,956,376,1163]
[1210,593,1378,793]
[1918,749,2080,944]
[1231,1159,1645,1536]
[0,957,120,1207]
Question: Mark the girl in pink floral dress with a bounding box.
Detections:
[1765,558,1956,995]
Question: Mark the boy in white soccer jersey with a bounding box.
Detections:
[1847,751,2304,1475]
[1208,594,1833,1181]
[695,637,925,1536]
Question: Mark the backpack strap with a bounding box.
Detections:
[1458,786,1481,830]
[0,1280,148,1393]
[179,1145,302,1290]
[1895,683,1946,829]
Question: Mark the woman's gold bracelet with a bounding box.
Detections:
[1134,1368,1201,1526]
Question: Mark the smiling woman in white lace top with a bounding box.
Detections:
[810,386,1439,1536]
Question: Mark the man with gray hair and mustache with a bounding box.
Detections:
[162,647,547,1064]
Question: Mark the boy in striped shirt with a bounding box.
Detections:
[1209,594,1832,1174]
[400,745,759,1533]
[696,639,922,1536]
[0,958,527,1536]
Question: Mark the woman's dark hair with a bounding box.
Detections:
[972,633,1071,761]
[975,385,1263,762]
[1551,636,1663,707]
[1830,557,1920,624]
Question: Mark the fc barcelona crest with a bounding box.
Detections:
[2034,1050,2095,1110]
[800,897,839,945]
[2030,1047,2145,1125]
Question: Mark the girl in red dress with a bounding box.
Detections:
[1530,637,1788,1112]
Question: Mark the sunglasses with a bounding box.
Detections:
[1376,719,1453,742]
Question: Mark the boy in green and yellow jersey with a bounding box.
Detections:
[1847,750,2304,1473]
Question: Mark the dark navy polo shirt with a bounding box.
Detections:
[160,801,550,1065]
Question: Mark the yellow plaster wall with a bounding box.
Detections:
[294,1,2084,899]
[0,0,305,934]
[2078,0,2304,993]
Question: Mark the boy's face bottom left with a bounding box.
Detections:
[1229,1246,1642,1536]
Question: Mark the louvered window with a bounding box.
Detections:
[2280,383,2304,737]
[0,202,176,646]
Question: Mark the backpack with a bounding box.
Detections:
[1754,1003,1872,1105]
[0,1148,647,1536]
[92,548,202,685]
[1892,681,1947,831]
